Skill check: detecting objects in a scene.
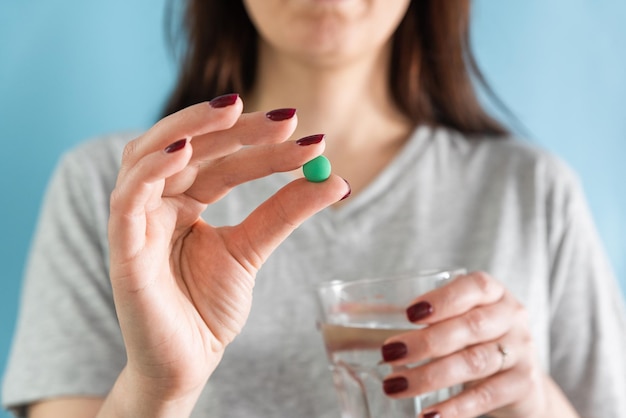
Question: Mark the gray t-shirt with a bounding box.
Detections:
[3,126,626,417]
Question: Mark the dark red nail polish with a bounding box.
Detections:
[209,93,239,108]
[266,108,296,121]
[407,301,433,322]
[424,412,441,418]
[382,342,407,362]
[164,138,187,153]
[383,377,408,395]
[296,134,325,146]
[340,178,352,201]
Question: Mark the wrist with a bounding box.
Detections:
[541,374,580,418]
[97,366,206,418]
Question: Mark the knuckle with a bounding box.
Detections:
[418,330,439,358]
[522,332,535,348]
[109,187,125,212]
[464,308,489,337]
[471,383,496,410]
[216,161,239,189]
[438,285,457,311]
[514,362,540,395]
[514,318,535,349]
[462,345,490,375]
[121,140,139,165]
[471,271,495,295]
[419,366,438,389]
[273,196,298,230]
[522,361,538,378]
[443,401,461,418]
[527,367,544,391]
[514,303,530,323]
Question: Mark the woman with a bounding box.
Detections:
[3,1,625,417]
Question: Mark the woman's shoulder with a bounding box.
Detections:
[49,131,137,198]
[441,127,582,192]
[51,131,136,185]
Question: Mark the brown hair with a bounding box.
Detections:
[162,0,509,137]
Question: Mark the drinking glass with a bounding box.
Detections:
[315,269,465,418]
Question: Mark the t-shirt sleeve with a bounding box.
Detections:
[545,162,626,418]
[2,148,125,416]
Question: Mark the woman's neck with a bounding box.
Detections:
[245,39,414,196]
[246,39,412,149]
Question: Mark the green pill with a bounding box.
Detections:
[303,155,331,182]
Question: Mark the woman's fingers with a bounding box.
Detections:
[165,109,303,199]
[117,95,243,181]
[379,271,540,418]
[188,108,298,161]
[221,175,350,274]
[405,271,506,325]
[109,95,345,275]
[183,134,326,203]
[109,138,194,261]
[383,334,523,399]
[383,329,537,418]
[383,291,526,365]
[416,366,540,418]
[111,98,299,254]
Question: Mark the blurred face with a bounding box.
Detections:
[243,0,411,67]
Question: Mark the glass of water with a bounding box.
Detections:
[315,269,465,418]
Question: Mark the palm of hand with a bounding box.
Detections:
[112,190,258,396]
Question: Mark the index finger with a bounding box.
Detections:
[406,271,505,324]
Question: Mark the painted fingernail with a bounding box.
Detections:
[209,93,239,108]
[382,342,407,362]
[407,301,433,322]
[164,138,187,153]
[340,178,352,201]
[296,134,325,146]
[424,412,441,418]
[383,377,408,395]
[266,108,296,121]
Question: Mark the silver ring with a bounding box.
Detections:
[497,343,509,372]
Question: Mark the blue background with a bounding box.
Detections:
[1,1,624,414]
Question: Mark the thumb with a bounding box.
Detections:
[224,175,350,273]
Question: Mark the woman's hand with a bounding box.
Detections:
[380,271,579,418]
[105,95,349,415]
